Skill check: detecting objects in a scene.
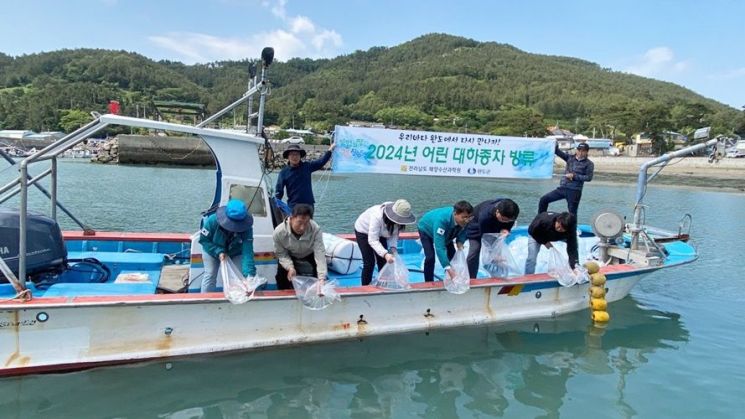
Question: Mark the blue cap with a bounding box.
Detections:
[216,199,253,232]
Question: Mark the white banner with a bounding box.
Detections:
[332,126,555,179]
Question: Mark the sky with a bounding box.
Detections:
[1,0,743,109]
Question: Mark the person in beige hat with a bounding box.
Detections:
[354,199,417,285]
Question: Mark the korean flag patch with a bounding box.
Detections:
[200,227,210,236]
[436,227,445,236]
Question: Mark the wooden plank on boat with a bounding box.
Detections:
[157,264,189,293]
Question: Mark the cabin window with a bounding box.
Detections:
[229,184,267,217]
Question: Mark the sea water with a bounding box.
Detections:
[1,161,744,418]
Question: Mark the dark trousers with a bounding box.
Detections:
[538,187,582,215]
[275,253,318,290]
[355,230,388,286]
[466,238,482,279]
[419,230,455,282]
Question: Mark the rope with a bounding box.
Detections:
[0,289,32,303]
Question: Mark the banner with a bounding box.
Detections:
[332,126,555,179]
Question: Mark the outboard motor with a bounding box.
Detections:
[0,209,67,283]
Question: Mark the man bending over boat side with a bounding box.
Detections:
[272,203,328,290]
[417,201,474,282]
[199,199,256,292]
[465,198,519,278]
[524,211,578,275]
[354,199,418,286]
[274,142,336,216]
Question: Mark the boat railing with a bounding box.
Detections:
[0,47,275,290]
[630,136,727,251]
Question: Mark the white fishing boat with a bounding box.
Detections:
[0,48,725,377]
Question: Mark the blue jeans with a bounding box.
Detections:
[524,236,542,275]
[202,253,243,293]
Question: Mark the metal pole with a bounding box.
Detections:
[51,157,57,220]
[257,66,268,135]
[19,161,28,285]
[0,149,89,230]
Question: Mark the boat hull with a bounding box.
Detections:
[1,266,648,376]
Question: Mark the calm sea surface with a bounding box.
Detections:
[1,160,744,418]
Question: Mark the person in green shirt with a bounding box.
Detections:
[417,201,474,282]
[199,199,256,292]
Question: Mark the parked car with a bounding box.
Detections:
[280,136,304,144]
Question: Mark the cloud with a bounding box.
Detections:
[708,67,745,80]
[625,47,689,77]
[150,0,342,63]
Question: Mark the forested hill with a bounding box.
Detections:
[1,34,742,140]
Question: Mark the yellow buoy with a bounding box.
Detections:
[590,273,607,286]
[592,311,610,322]
[590,298,608,311]
[590,286,606,298]
[584,261,600,274]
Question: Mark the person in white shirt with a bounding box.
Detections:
[354,200,417,285]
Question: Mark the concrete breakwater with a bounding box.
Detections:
[91,135,331,167]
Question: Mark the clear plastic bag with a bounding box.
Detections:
[573,265,590,284]
[444,249,470,294]
[480,233,520,277]
[291,275,341,310]
[547,247,576,287]
[371,253,410,290]
[219,259,267,304]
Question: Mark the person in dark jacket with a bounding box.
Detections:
[538,142,594,215]
[524,211,577,275]
[465,198,519,278]
[198,199,256,292]
[274,142,336,215]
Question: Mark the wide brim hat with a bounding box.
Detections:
[216,200,254,233]
[282,143,307,159]
[384,199,417,225]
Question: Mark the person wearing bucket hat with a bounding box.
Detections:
[538,141,594,216]
[465,198,520,279]
[198,199,256,292]
[275,142,336,215]
[354,199,417,285]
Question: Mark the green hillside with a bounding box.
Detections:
[1,34,742,145]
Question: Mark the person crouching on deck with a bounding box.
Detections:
[524,211,578,275]
[354,199,417,286]
[272,203,328,290]
[274,142,336,216]
[417,201,474,282]
[199,199,256,293]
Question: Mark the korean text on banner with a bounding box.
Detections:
[331,126,554,179]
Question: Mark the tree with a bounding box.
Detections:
[59,109,93,133]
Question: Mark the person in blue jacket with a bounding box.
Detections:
[465,198,519,278]
[417,201,474,282]
[539,142,594,215]
[274,142,336,215]
[199,199,256,292]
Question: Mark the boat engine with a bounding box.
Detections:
[0,209,67,283]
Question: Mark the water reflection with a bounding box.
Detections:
[0,297,688,418]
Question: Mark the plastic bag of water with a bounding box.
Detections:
[444,249,470,294]
[547,247,576,286]
[480,233,520,277]
[291,275,341,310]
[372,253,410,290]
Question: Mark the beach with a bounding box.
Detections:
[569,156,745,191]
